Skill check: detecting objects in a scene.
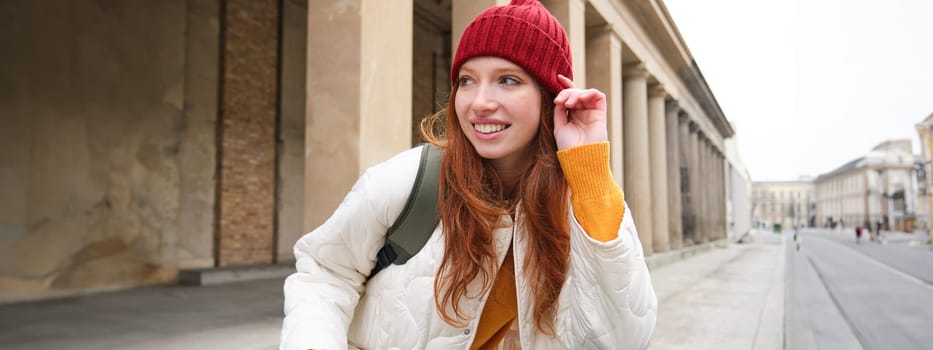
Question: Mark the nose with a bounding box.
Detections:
[470,84,498,115]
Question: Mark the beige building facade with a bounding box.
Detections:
[1,0,744,303]
[813,139,919,232]
[725,137,753,240]
[752,180,814,230]
[915,113,933,243]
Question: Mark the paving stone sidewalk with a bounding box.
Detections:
[648,232,785,350]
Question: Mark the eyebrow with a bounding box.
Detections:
[458,66,527,77]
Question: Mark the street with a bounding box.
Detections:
[785,228,933,350]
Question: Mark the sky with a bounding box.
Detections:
[663,0,933,182]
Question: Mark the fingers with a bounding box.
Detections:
[558,74,575,89]
[554,75,607,112]
[554,88,606,109]
[554,74,580,107]
[580,89,607,110]
[553,103,569,129]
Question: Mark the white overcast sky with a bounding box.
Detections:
[663,0,933,181]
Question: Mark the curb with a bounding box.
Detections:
[646,239,729,270]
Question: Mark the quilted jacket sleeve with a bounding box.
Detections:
[558,203,658,349]
[280,148,420,350]
[554,143,658,349]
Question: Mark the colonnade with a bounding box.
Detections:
[304,0,734,255]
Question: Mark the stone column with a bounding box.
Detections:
[721,152,728,239]
[709,147,717,240]
[708,141,717,240]
[711,143,719,239]
[707,141,716,240]
[543,0,586,86]
[686,121,700,244]
[723,153,729,237]
[648,85,669,253]
[452,0,507,57]
[697,134,708,243]
[586,28,623,186]
[712,144,721,239]
[715,150,724,239]
[623,63,652,254]
[180,0,221,269]
[277,0,309,262]
[666,102,684,249]
[306,0,413,229]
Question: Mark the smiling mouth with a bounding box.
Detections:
[473,123,510,134]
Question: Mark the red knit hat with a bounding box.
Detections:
[451,0,573,95]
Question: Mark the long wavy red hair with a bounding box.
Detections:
[421,82,570,334]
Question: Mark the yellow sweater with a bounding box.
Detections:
[470,142,624,349]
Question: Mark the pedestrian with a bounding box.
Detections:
[279,1,657,349]
[855,225,862,244]
[876,220,884,244]
[793,226,801,251]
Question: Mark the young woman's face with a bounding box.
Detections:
[455,57,543,169]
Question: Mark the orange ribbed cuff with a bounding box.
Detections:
[557,142,624,242]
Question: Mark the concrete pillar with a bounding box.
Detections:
[724,159,732,240]
[715,151,723,239]
[708,143,715,239]
[706,141,716,240]
[586,28,623,186]
[720,152,728,239]
[648,85,669,253]
[710,142,719,240]
[666,101,684,249]
[710,143,718,240]
[623,63,652,254]
[306,0,413,229]
[543,0,586,86]
[715,150,723,239]
[678,116,692,244]
[452,0,507,58]
[278,0,308,261]
[686,121,700,244]
[180,0,221,269]
[724,154,730,237]
[697,134,708,243]
[706,141,715,241]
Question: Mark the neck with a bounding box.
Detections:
[495,167,522,196]
[489,158,530,199]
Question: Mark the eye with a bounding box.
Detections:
[458,76,474,86]
[500,76,520,85]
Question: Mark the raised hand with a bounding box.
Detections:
[552,74,609,151]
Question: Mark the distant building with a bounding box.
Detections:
[914,113,933,243]
[752,180,814,230]
[814,139,919,232]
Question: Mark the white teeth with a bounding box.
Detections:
[474,124,506,134]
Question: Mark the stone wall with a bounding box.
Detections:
[0,0,214,302]
[216,0,279,266]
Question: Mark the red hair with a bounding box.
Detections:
[421,84,570,334]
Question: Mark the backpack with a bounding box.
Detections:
[369,144,443,279]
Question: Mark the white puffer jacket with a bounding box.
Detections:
[281,146,657,350]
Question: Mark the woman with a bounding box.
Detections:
[281,1,656,349]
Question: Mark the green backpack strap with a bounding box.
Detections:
[369,144,443,280]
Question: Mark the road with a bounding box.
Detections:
[785,228,933,350]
